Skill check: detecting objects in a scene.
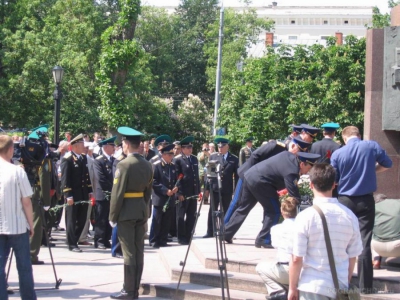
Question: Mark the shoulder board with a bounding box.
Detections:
[170,161,175,165]
[175,154,182,158]
[276,141,286,148]
[153,160,161,165]
[64,152,72,159]
[96,155,104,160]
[117,154,125,161]
[230,154,238,159]
[190,154,197,158]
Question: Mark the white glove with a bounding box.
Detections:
[43,206,50,211]
[109,221,117,228]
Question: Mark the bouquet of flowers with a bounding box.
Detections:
[278,175,313,206]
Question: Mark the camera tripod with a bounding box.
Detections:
[175,164,230,299]
[6,196,62,291]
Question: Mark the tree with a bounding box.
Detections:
[370,0,399,28]
[2,0,107,137]
[204,7,273,91]
[219,36,366,144]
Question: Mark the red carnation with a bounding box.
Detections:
[178,174,184,180]
[326,150,332,159]
[277,188,288,197]
[90,195,96,206]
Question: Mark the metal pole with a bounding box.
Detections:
[53,84,62,145]
[213,6,224,136]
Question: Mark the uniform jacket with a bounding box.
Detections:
[152,159,177,207]
[310,138,340,164]
[239,146,255,166]
[61,152,92,200]
[109,153,153,222]
[93,154,114,201]
[150,153,161,165]
[112,153,126,177]
[208,152,239,196]
[238,140,286,179]
[144,149,156,161]
[175,154,200,197]
[245,151,301,200]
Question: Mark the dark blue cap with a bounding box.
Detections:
[98,136,117,147]
[292,137,312,152]
[301,124,321,138]
[160,144,175,154]
[297,152,321,164]
[245,137,254,142]
[321,122,340,132]
[290,124,303,134]
[154,134,172,146]
[180,136,194,146]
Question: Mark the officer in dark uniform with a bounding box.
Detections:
[149,134,172,165]
[174,136,200,245]
[203,137,239,238]
[93,136,116,249]
[61,133,92,252]
[150,144,178,248]
[224,151,320,248]
[310,122,341,164]
[110,149,126,258]
[299,124,321,143]
[284,124,302,148]
[109,127,153,300]
[239,137,255,166]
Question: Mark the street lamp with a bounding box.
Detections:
[52,66,64,145]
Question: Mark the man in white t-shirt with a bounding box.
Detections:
[0,135,37,299]
[289,164,362,300]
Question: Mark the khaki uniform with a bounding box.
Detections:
[109,153,153,294]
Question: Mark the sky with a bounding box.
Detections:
[142,0,391,14]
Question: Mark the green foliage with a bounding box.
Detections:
[370,1,399,29]
[219,35,366,144]
[204,7,273,91]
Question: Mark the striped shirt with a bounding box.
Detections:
[0,161,33,234]
[292,197,362,299]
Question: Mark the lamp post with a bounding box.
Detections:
[52,66,64,145]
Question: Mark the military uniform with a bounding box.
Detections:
[111,152,126,258]
[61,134,92,251]
[238,137,255,166]
[109,127,153,299]
[205,145,239,237]
[224,151,319,247]
[225,140,287,224]
[174,136,200,244]
[283,124,302,149]
[150,144,177,247]
[310,123,341,164]
[93,136,117,249]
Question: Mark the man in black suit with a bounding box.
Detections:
[61,134,92,252]
[93,136,116,249]
[143,140,156,161]
[203,137,239,238]
[174,136,200,244]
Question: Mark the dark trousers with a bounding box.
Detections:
[224,178,243,224]
[206,191,232,236]
[66,201,88,248]
[224,179,281,245]
[338,194,375,293]
[118,219,146,293]
[176,197,197,243]
[169,207,177,237]
[54,195,64,227]
[94,200,112,246]
[30,188,43,260]
[150,205,173,245]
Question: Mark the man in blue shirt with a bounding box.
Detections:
[330,126,392,294]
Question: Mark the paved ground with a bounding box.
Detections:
[6,202,400,299]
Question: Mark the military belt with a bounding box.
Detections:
[124,192,144,198]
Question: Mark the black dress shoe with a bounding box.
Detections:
[167,238,173,242]
[69,247,82,253]
[255,243,273,249]
[7,289,14,295]
[42,242,56,247]
[49,237,58,241]
[152,243,160,249]
[224,238,233,244]
[178,240,188,245]
[159,243,170,247]
[110,289,136,299]
[265,291,287,300]
[31,260,45,265]
[202,233,213,238]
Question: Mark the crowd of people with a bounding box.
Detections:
[0,122,396,300]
